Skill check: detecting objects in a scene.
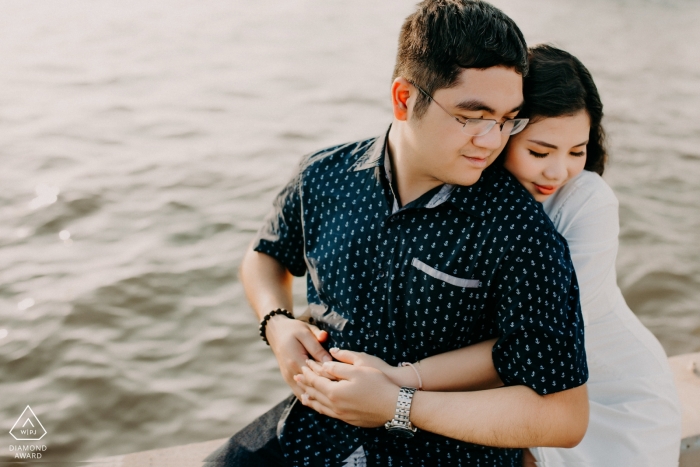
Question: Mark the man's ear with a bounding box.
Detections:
[391,77,413,121]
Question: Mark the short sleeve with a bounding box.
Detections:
[491,231,588,395]
[252,172,307,277]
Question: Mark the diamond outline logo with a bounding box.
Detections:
[9,406,47,441]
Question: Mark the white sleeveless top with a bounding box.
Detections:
[532,170,682,466]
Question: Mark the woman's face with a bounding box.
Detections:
[504,110,590,202]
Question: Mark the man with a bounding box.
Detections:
[213,1,589,465]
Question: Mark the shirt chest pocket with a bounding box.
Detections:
[405,258,482,315]
[411,258,481,288]
[402,258,484,345]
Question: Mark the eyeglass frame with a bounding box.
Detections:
[409,82,529,137]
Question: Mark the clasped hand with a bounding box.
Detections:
[293,348,401,428]
[265,316,412,428]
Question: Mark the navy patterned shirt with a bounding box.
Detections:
[253,129,588,466]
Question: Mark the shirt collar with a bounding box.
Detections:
[382,146,402,214]
[348,127,388,172]
[349,125,488,218]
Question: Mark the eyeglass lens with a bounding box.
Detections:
[462,119,528,137]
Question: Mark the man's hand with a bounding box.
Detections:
[239,247,333,399]
[294,359,399,428]
[265,315,331,399]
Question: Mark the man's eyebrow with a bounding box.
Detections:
[454,99,495,114]
[528,139,589,149]
[509,102,524,114]
[454,100,524,115]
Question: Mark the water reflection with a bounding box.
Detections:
[17,298,35,311]
[28,184,60,210]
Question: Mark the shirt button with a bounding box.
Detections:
[376,271,385,280]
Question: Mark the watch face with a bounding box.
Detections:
[386,426,415,438]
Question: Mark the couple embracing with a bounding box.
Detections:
[215,1,681,465]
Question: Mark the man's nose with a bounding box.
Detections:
[471,123,503,150]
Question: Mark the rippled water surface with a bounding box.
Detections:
[1,0,699,462]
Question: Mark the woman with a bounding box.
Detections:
[297,45,682,465]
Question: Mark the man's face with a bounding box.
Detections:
[404,66,524,187]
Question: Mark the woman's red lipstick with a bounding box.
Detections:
[533,183,557,195]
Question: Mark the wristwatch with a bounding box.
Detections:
[384,387,418,438]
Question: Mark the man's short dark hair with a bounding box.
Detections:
[393,0,528,118]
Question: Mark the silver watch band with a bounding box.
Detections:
[384,387,417,437]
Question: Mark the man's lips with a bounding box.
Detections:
[462,155,489,167]
[533,183,558,195]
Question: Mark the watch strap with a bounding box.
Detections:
[384,387,417,437]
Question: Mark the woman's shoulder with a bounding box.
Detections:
[543,170,618,219]
[560,170,617,207]
[543,170,618,228]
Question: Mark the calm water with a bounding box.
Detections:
[1,0,699,462]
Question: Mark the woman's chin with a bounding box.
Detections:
[530,191,553,203]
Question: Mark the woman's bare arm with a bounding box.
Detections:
[327,339,502,392]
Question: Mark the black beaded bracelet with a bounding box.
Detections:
[259,308,295,345]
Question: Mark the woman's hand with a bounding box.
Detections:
[314,348,420,388]
[293,357,400,428]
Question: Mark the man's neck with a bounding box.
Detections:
[387,123,444,207]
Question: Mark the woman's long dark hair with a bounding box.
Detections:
[517,44,608,175]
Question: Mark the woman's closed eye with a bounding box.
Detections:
[528,149,548,158]
[570,151,586,157]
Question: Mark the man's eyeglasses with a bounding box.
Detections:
[412,83,529,137]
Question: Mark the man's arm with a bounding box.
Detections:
[296,359,588,448]
[240,245,331,399]
[410,383,589,448]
